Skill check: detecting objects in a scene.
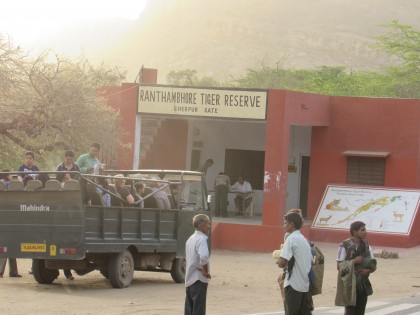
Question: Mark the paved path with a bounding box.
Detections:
[245,295,420,315]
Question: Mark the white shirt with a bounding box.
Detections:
[280,230,312,292]
[153,188,171,209]
[185,230,210,287]
[230,181,252,198]
[336,244,373,262]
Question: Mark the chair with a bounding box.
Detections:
[44,179,62,191]
[62,180,80,190]
[8,180,24,191]
[248,191,255,216]
[235,191,254,216]
[25,180,43,191]
[8,180,24,190]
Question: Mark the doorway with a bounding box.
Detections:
[299,156,310,218]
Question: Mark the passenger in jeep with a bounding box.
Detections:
[114,174,135,206]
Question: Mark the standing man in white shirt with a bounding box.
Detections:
[277,212,313,315]
[185,214,211,315]
[230,176,252,216]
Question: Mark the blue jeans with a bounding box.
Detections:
[185,280,208,315]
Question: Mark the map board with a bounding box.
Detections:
[312,185,420,235]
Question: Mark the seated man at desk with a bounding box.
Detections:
[230,176,252,216]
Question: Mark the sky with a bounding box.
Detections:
[0,0,148,48]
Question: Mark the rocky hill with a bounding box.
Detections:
[45,0,420,83]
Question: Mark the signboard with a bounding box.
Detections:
[138,85,267,120]
[312,185,420,234]
[21,243,46,252]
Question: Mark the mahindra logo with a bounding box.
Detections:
[20,205,50,212]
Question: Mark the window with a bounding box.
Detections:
[347,157,385,186]
[190,150,201,171]
[224,149,265,190]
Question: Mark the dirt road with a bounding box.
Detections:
[1,243,419,314]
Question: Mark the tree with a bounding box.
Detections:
[375,21,420,98]
[166,69,220,87]
[167,22,419,99]
[0,35,125,169]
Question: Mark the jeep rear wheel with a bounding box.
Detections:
[32,259,59,284]
[170,258,186,283]
[107,250,134,288]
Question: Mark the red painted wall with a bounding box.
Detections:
[141,119,189,169]
[211,222,311,252]
[262,90,330,227]
[308,96,420,220]
[307,96,420,248]
[105,76,420,250]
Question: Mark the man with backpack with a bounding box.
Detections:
[336,221,376,315]
[277,211,313,315]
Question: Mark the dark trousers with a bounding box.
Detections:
[185,280,208,315]
[214,185,228,217]
[284,285,312,315]
[64,269,73,277]
[234,195,252,214]
[0,258,19,276]
[345,286,368,315]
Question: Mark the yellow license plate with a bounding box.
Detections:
[21,243,47,252]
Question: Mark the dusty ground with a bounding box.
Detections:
[0,242,419,315]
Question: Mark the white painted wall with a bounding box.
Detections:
[185,120,311,215]
[285,126,312,211]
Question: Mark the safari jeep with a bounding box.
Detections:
[0,170,210,288]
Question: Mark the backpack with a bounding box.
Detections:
[308,242,325,296]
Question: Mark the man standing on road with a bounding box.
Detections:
[185,214,211,315]
[336,221,376,315]
[277,212,312,315]
[213,172,230,217]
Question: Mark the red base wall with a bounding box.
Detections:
[211,220,420,252]
[211,222,311,252]
[310,228,420,248]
